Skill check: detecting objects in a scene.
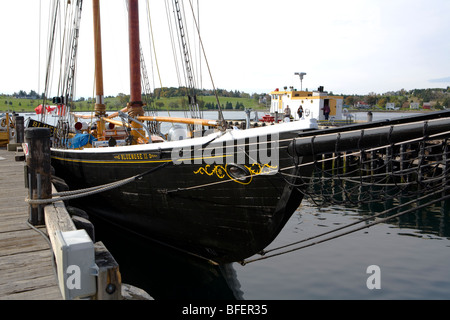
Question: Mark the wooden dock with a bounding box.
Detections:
[0,120,152,300]
[0,147,62,300]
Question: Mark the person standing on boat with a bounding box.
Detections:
[284,105,291,122]
[297,105,304,119]
[322,103,330,120]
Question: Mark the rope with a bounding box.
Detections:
[236,132,450,264]
[240,189,450,265]
[26,163,170,205]
[26,221,59,281]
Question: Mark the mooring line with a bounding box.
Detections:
[26,162,170,205]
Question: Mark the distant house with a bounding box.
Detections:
[259,96,267,104]
[423,102,432,109]
[386,103,398,110]
[15,95,38,100]
[356,101,370,109]
[410,102,420,109]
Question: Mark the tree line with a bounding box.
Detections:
[4,86,450,111]
[343,87,450,109]
[153,87,262,100]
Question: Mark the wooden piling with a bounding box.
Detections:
[24,128,52,226]
[14,116,24,144]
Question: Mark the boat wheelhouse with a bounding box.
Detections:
[270,86,344,121]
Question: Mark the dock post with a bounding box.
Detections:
[14,116,25,144]
[25,127,52,226]
[7,115,24,151]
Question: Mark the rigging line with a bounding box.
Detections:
[145,2,156,94]
[144,0,163,121]
[317,173,449,188]
[280,135,450,173]
[172,0,200,119]
[57,0,69,98]
[177,0,196,87]
[26,221,59,282]
[241,190,450,265]
[165,0,183,87]
[42,0,60,123]
[260,186,450,255]
[200,137,283,153]
[146,0,164,91]
[42,0,52,117]
[175,123,450,160]
[171,0,193,118]
[197,0,202,90]
[286,143,447,183]
[170,0,186,87]
[60,1,72,96]
[331,161,449,187]
[280,172,412,187]
[27,162,171,205]
[169,134,450,192]
[159,144,448,196]
[180,0,200,96]
[187,0,225,125]
[280,163,450,205]
[38,0,42,97]
[305,178,448,209]
[191,0,198,90]
[64,1,82,106]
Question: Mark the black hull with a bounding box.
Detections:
[51,130,314,263]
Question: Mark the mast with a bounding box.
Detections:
[127,0,145,144]
[93,0,106,139]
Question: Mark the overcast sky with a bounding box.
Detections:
[1,0,449,98]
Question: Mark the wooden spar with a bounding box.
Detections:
[93,0,106,139]
[127,0,144,143]
[102,118,132,129]
[103,116,218,128]
[72,113,96,119]
[137,116,219,127]
[107,107,128,119]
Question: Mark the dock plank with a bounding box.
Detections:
[0,148,62,300]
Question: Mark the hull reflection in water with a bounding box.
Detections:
[90,212,244,300]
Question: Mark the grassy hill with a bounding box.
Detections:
[0,95,266,113]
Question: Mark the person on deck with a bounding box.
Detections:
[284,105,291,122]
[322,104,330,120]
[297,105,303,119]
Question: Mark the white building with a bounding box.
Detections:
[269,87,344,121]
[386,103,398,110]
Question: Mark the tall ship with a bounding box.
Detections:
[35,0,450,265]
[42,0,318,264]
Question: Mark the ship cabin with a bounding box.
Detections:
[269,86,344,122]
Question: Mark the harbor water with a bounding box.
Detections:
[93,194,450,300]
[22,110,450,300]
